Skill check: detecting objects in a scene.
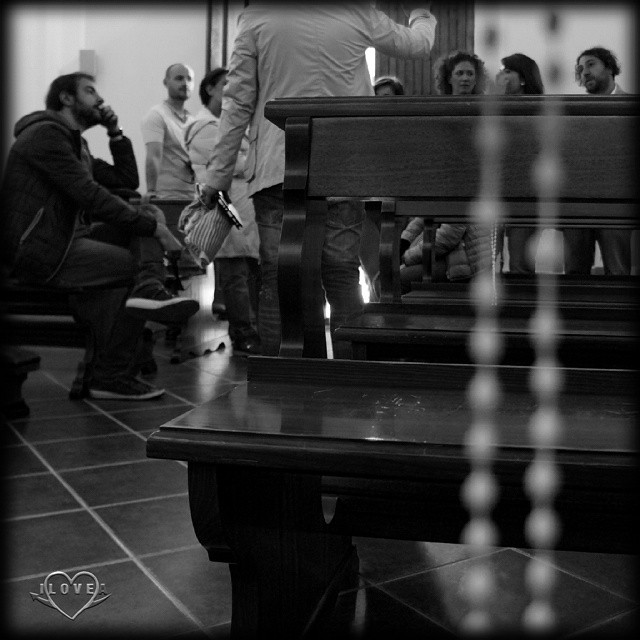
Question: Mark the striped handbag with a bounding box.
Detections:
[178,186,243,265]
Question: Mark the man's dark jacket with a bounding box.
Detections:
[1,110,157,283]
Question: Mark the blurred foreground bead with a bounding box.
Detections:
[471,270,499,310]
[525,507,561,548]
[523,600,556,633]
[461,518,499,549]
[467,371,501,413]
[530,309,561,351]
[475,119,504,154]
[529,408,562,447]
[529,360,563,401]
[468,319,503,363]
[470,199,501,226]
[533,154,562,194]
[464,563,496,606]
[464,422,497,459]
[525,556,557,598]
[524,458,561,500]
[461,470,500,512]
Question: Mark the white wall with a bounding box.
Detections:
[4,3,636,187]
[4,2,209,191]
[475,3,636,94]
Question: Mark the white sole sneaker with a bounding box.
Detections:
[126,297,199,324]
[88,378,165,400]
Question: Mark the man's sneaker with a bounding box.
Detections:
[88,376,165,400]
[126,288,199,325]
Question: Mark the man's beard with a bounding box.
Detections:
[72,102,101,129]
[585,77,604,94]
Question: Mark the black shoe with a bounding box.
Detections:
[232,337,261,356]
[126,288,199,325]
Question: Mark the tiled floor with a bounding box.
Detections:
[2,335,638,638]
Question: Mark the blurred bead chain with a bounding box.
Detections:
[523,10,565,634]
[460,21,503,635]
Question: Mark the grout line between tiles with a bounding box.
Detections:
[6,422,208,633]
[512,546,639,604]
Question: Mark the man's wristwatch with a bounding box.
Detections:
[108,128,123,138]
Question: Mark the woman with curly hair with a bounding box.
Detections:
[434,50,487,95]
[398,51,493,292]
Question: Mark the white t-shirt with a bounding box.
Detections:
[141,101,195,198]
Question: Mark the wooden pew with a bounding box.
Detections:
[147,356,637,637]
[146,96,638,636]
[262,95,638,360]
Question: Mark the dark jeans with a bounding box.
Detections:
[214,256,260,343]
[48,223,166,385]
[562,228,631,275]
[252,184,364,358]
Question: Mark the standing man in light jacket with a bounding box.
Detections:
[200,2,437,357]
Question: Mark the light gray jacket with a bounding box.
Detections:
[204,3,437,197]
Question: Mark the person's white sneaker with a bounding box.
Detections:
[126,288,199,324]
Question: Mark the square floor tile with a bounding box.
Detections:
[21,370,70,400]
[106,405,195,432]
[323,583,453,639]
[543,549,638,601]
[354,537,474,584]
[142,546,232,628]
[188,353,248,382]
[61,459,188,507]
[3,444,48,477]
[574,608,639,637]
[165,380,240,405]
[95,495,198,556]
[378,548,635,636]
[142,365,222,389]
[5,559,202,637]
[34,433,148,471]
[10,412,127,443]
[6,510,128,579]
[11,397,102,423]
[5,473,81,519]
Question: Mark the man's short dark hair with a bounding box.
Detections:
[199,67,228,105]
[45,72,95,111]
[575,47,621,83]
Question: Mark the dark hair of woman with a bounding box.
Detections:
[501,53,544,94]
[434,50,487,95]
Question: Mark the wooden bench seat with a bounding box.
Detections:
[338,308,637,367]
[147,356,637,637]
[145,95,638,637]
